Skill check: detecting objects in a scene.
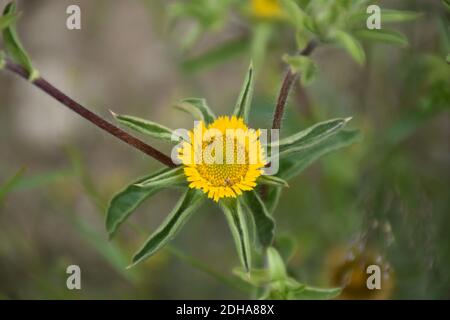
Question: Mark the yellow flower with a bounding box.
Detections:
[326,246,395,300]
[251,0,284,19]
[178,116,266,202]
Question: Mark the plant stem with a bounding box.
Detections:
[272,39,318,130]
[3,60,176,168]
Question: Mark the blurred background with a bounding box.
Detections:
[0,0,448,299]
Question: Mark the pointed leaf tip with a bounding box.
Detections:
[233,62,254,122]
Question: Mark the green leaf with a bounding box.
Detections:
[288,286,341,300]
[0,51,5,70]
[379,9,423,23]
[355,29,408,47]
[2,2,39,80]
[278,129,362,180]
[275,233,297,263]
[280,0,309,29]
[333,30,366,65]
[0,12,16,30]
[220,198,252,272]
[233,62,254,122]
[264,186,282,214]
[242,191,275,248]
[130,189,204,267]
[112,112,178,143]
[444,0,450,11]
[181,38,249,73]
[258,175,289,188]
[233,267,270,287]
[251,23,271,71]
[267,247,287,281]
[0,167,26,205]
[174,97,216,124]
[106,167,186,238]
[349,9,422,25]
[274,118,352,158]
[134,166,186,189]
[283,54,317,85]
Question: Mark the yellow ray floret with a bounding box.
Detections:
[178,116,267,202]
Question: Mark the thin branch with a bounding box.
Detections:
[272,39,318,130]
[3,60,176,168]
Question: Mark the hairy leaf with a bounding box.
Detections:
[258,175,289,188]
[278,129,362,180]
[112,112,178,143]
[220,199,252,272]
[233,62,254,122]
[130,189,204,267]
[275,118,352,158]
[242,191,275,248]
[174,97,216,124]
[106,167,186,238]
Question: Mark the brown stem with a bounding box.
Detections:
[4,60,176,168]
[272,39,318,130]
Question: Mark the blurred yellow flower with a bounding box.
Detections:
[251,0,284,19]
[326,246,395,300]
[178,116,266,202]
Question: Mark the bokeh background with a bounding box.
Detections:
[0,0,448,299]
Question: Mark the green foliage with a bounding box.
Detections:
[275,118,352,158]
[106,167,186,238]
[355,29,408,46]
[444,0,450,11]
[112,112,178,143]
[0,10,16,30]
[242,190,275,248]
[0,167,26,206]
[167,0,419,69]
[278,129,362,180]
[258,175,289,188]
[333,30,366,65]
[274,233,297,263]
[181,38,249,72]
[174,97,216,124]
[220,198,252,272]
[233,62,254,122]
[283,54,317,85]
[2,2,38,80]
[131,189,205,267]
[235,247,341,300]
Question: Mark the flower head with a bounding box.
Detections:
[178,116,266,201]
[251,0,284,19]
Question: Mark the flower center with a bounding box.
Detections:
[196,163,249,187]
[196,137,249,187]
